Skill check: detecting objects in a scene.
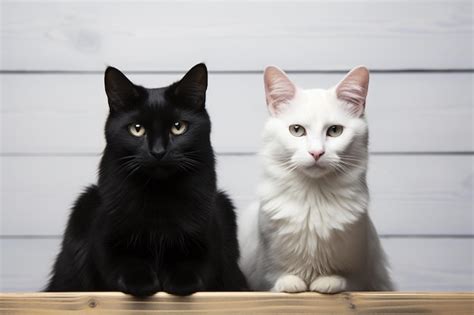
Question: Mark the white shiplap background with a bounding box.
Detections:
[1,0,473,292]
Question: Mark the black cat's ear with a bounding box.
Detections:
[104,66,140,111]
[174,63,208,109]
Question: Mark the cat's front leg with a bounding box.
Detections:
[161,259,208,296]
[272,274,307,293]
[310,275,347,293]
[162,272,205,296]
[113,258,161,297]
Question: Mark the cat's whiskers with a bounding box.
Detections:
[328,160,366,182]
[274,160,299,176]
[176,153,205,172]
[262,152,292,164]
[114,159,140,174]
[178,159,197,171]
[337,159,364,169]
[114,155,140,163]
[339,156,365,163]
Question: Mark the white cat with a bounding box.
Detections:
[238,66,393,293]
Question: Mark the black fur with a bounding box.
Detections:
[46,64,248,296]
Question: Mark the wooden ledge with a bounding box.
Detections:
[0,292,473,314]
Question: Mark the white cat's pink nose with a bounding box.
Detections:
[309,150,325,161]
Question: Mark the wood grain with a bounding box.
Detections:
[0,292,472,314]
[2,1,472,71]
[1,72,472,154]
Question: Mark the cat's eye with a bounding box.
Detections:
[289,124,306,137]
[327,125,344,137]
[128,124,146,137]
[171,121,188,136]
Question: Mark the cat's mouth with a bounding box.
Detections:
[138,161,180,178]
[138,159,179,172]
[140,158,201,176]
[304,161,325,170]
[298,161,332,178]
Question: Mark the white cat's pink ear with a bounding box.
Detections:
[264,66,296,116]
[335,66,369,117]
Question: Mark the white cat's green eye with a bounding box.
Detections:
[327,125,343,137]
[171,121,188,136]
[289,124,306,137]
[128,124,146,137]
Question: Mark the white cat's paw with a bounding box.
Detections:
[272,275,307,293]
[310,275,347,293]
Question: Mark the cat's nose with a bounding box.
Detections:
[150,147,166,160]
[309,150,325,161]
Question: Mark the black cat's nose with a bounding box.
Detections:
[150,147,166,160]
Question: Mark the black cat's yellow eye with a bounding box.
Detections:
[327,125,344,137]
[289,124,306,137]
[128,124,146,137]
[171,121,188,136]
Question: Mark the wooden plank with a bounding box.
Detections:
[0,239,56,293]
[367,155,473,236]
[383,238,473,292]
[1,1,472,71]
[349,292,474,314]
[1,156,98,236]
[1,155,472,236]
[0,292,473,315]
[1,72,472,153]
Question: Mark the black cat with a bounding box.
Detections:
[46,64,248,296]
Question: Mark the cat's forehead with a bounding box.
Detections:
[145,87,168,108]
[283,88,348,123]
[128,87,198,122]
[300,88,332,107]
[138,87,180,115]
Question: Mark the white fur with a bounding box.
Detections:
[238,67,393,292]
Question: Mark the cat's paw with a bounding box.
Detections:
[272,275,307,293]
[310,275,347,294]
[117,264,160,297]
[162,272,205,296]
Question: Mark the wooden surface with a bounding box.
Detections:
[0,292,473,314]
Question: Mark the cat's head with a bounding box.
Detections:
[103,63,212,178]
[262,66,369,179]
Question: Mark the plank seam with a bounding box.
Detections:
[1,235,472,239]
[1,152,473,157]
[1,69,473,75]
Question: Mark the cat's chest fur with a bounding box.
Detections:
[101,185,210,244]
[259,175,368,281]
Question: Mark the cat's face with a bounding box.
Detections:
[262,66,369,179]
[104,64,212,178]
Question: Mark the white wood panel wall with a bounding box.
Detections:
[1,155,472,236]
[2,0,472,71]
[2,73,473,153]
[0,0,472,292]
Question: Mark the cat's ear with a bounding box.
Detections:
[335,66,369,117]
[264,66,296,116]
[104,66,140,111]
[174,63,208,109]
